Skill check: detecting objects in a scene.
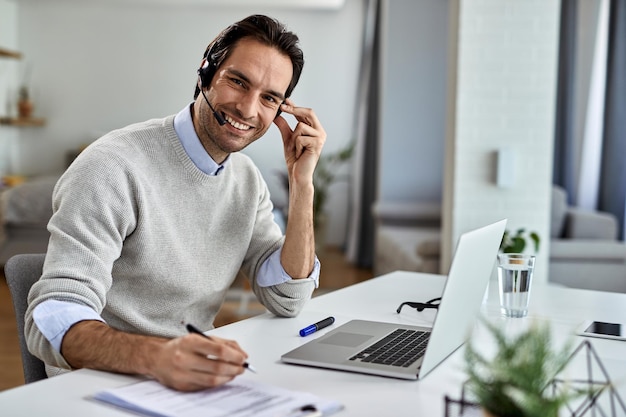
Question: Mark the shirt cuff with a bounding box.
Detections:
[256,246,320,288]
[32,299,105,353]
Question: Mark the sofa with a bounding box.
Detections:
[0,175,57,266]
[548,185,626,292]
[373,200,442,276]
[374,185,626,293]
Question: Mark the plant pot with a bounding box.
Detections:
[18,99,34,119]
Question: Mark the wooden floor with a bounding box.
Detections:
[0,246,372,391]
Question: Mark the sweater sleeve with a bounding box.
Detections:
[253,246,320,317]
[240,165,317,317]
[24,147,136,368]
[256,246,320,288]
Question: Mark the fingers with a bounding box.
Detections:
[274,99,326,160]
[187,334,248,370]
[153,335,249,392]
[273,114,292,142]
[289,122,320,158]
[280,98,321,130]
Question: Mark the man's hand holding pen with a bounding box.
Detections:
[147,325,252,392]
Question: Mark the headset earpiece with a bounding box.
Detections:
[198,57,216,88]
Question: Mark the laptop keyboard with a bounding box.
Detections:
[349,328,430,368]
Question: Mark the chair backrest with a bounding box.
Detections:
[551,185,569,238]
[4,253,48,383]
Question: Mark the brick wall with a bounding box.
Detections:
[442,0,561,284]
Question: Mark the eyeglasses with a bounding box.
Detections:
[396,297,441,314]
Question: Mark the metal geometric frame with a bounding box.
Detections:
[549,340,626,417]
[444,340,626,417]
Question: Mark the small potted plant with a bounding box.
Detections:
[275,141,354,250]
[17,85,34,119]
[17,63,34,119]
[464,319,588,417]
[500,228,540,254]
[311,141,354,230]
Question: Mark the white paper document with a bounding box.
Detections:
[92,377,343,417]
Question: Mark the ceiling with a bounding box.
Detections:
[9,0,346,9]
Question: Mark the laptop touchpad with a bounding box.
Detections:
[319,332,372,347]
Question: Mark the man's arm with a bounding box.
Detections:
[274,99,326,278]
[61,320,249,392]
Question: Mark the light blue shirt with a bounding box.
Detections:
[34,104,319,352]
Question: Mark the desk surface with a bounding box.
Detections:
[2,271,626,417]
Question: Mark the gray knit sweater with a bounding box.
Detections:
[25,115,314,369]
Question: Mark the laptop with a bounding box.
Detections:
[281,219,507,380]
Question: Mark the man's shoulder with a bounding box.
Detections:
[63,116,176,182]
[116,115,174,136]
[102,115,175,145]
[81,115,175,157]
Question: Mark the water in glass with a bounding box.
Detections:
[498,263,533,317]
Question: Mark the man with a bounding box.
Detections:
[25,15,326,392]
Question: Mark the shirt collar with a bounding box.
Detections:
[174,103,228,176]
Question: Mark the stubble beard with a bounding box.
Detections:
[199,105,267,159]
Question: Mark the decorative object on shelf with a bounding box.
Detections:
[0,49,45,125]
[456,319,621,417]
[17,63,35,119]
[499,228,540,254]
[17,85,34,119]
[446,338,625,416]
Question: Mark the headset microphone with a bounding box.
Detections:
[197,65,226,126]
[201,89,226,126]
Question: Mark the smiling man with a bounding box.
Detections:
[24,15,326,392]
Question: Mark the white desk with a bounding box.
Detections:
[2,271,626,416]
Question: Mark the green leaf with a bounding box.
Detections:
[464,319,590,417]
[500,228,541,254]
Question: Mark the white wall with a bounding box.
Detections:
[9,0,364,245]
[0,0,20,175]
[442,0,561,285]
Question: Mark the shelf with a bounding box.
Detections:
[0,47,22,59]
[0,117,46,127]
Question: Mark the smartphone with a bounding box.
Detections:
[576,320,626,341]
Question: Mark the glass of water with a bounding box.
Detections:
[497,253,536,318]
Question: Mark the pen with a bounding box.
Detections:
[299,316,335,337]
[186,323,257,373]
[284,404,322,417]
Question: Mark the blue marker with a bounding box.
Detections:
[299,316,335,337]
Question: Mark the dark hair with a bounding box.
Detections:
[195,14,304,99]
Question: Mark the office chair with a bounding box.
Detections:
[5,253,48,383]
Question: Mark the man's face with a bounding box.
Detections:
[195,37,293,163]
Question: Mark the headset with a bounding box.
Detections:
[198,56,226,126]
